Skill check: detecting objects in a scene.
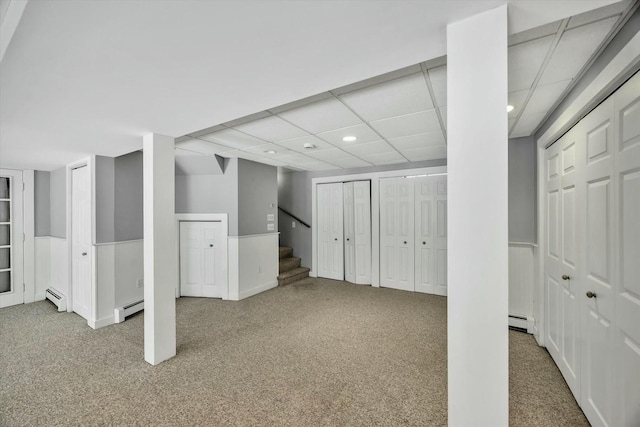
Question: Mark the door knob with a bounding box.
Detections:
[562,274,570,280]
[209,244,213,247]
[404,241,407,244]
[82,252,87,256]
[422,241,426,245]
[586,291,597,299]
[346,238,350,241]
[334,238,338,241]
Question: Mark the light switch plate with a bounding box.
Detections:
[267,224,275,231]
[267,214,274,221]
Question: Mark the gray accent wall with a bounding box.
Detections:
[508,137,537,243]
[114,151,143,241]
[237,159,278,236]
[34,171,50,237]
[95,156,115,243]
[50,166,66,238]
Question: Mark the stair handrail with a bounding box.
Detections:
[278,207,311,228]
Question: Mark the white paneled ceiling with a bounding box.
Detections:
[176,1,634,171]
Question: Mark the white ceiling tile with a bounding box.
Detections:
[317,123,381,146]
[299,161,338,171]
[278,97,362,134]
[342,140,395,156]
[512,112,548,137]
[330,157,372,169]
[428,66,447,107]
[400,145,447,161]
[369,110,440,139]
[339,73,433,122]
[361,151,407,165]
[275,135,336,153]
[278,153,319,165]
[524,79,571,116]
[508,35,554,92]
[233,115,308,142]
[305,148,352,162]
[508,118,517,133]
[257,158,287,167]
[242,143,293,158]
[567,1,629,29]
[387,131,445,150]
[199,128,265,149]
[439,107,447,130]
[539,17,617,86]
[175,137,229,155]
[508,89,530,119]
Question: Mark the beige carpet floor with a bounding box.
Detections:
[0,278,588,426]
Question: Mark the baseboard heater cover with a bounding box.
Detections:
[45,288,67,312]
[114,300,144,323]
[508,314,535,334]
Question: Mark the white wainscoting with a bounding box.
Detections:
[228,233,278,301]
[49,237,69,307]
[35,237,51,301]
[508,242,537,332]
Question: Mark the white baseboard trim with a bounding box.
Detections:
[238,280,277,300]
[508,315,535,334]
[35,292,46,301]
[88,315,114,330]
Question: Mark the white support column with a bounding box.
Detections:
[447,6,508,427]
[143,133,177,365]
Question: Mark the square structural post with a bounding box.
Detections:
[447,5,509,426]
[143,133,177,365]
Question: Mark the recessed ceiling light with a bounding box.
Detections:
[507,105,515,113]
[342,136,357,142]
[303,143,316,149]
[264,150,277,154]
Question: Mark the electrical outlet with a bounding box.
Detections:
[137,279,144,288]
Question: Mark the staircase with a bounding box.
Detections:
[278,246,310,286]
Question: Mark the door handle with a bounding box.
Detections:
[209,244,213,247]
[346,238,350,241]
[404,241,407,244]
[422,241,426,245]
[334,238,338,241]
[562,274,570,280]
[82,252,87,256]
[586,291,596,299]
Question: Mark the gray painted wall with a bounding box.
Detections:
[95,156,115,243]
[238,159,278,236]
[175,157,240,235]
[34,171,50,237]
[508,137,537,243]
[50,166,66,238]
[114,151,143,241]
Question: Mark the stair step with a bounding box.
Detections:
[278,267,310,286]
[279,246,293,260]
[279,256,301,274]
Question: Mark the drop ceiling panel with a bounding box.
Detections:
[278,153,320,165]
[175,138,229,155]
[277,97,362,134]
[388,131,445,150]
[199,128,265,149]
[341,140,395,156]
[317,123,381,146]
[242,143,293,158]
[299,161,338,171]
[233,115,308,142]
[439,107,447,130]
[524,79,571,116]
[339,73,433,122]
[400,145,447,161]
[508,35,554,92]
[511,111,547,138]
[369,109,440,139]
[330,156,372,169]
[361,151,407,165]
[508,89,530,119]
[257,158,287,167]
[276,135,335,153]
[566,1,629,29]
[428,66,447,107]
[305,148,352,161]
[538,17,617,86]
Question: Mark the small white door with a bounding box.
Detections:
[343,182,356,283]
[353,180,372,285]
[180,221,226,298]
[380,177,414,291]
[0,169,24,308]
[71,165,92,320]
[317,183,344,280]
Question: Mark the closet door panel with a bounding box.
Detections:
[344,182,356,283]
[354,181,372,284]
[415,178,434,294]
[435,178,448,295]
[318,183,344,280]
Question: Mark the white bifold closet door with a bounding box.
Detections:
[344,181,372,285]
[380,175,447,295]
[544,71,640,427]
[317,183,344,280]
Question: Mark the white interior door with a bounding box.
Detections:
[0,169,24,308]
[353,180,371,285]
[317,183,344,280]
[580,97,616,427]
[71,165,92,320]
[613,71,640,427]
[545,124,582,399]
[380,177,414,291]
[180,221,226,298]
[343,182,356,283]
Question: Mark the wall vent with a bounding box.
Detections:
[45,288,67,312]
[114,300,144,323]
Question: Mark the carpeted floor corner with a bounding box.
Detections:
[0,278,587,426]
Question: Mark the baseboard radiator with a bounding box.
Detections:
[114,300,144,323]
[45,288,67,312]
[509,314,535,334]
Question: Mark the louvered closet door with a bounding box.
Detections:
[545,124,583,399]
[317,183,344,280]
[353,181,372,285]
[380,177,414,291]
